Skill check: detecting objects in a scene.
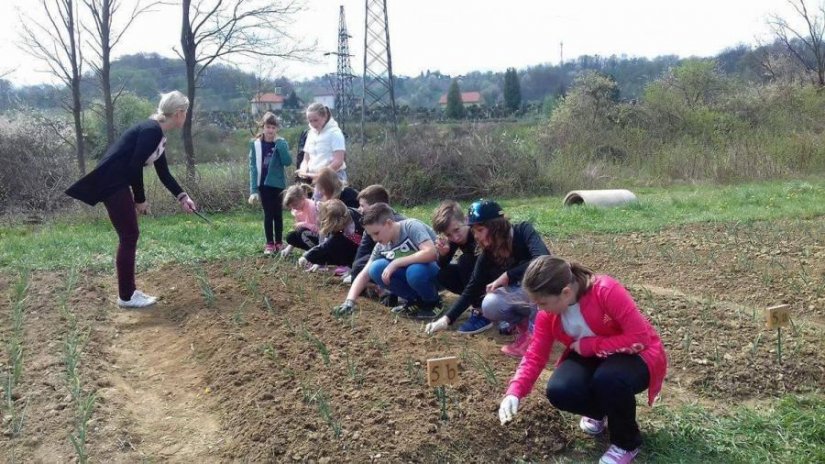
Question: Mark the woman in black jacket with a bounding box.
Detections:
[66,90,197,308]
[424,199,551,358]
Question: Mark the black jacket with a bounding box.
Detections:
[444,222,550,324]
[65,119,183,205]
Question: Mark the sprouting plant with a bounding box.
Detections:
[260,343,277,362]
[4,272,29,438]
[434,386,449,421]
[682,329,692,353]
[315,390,342,439]
[69,391,97,464]
[193,264,216,306]
[405,358,424,385]
[232,300,247,326]
[368,334,388,356]
[751,332,763,358]
[262,295,274,314]
[346,353,364,387]
[469,352,498,387]
[300,324,330,366]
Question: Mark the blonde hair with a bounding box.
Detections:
[319,199,352,236]
[432,200,465,234]
[152,90,189,123]
[306,102,331,126]
[282,183,311,209]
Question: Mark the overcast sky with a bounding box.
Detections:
[0,0,804,87]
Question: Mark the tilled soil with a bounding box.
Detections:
[1,218,823,462]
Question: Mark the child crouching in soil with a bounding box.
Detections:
[299,199,362,273]
[498,256,667,464]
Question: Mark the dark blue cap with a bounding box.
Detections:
[467,199,504,225]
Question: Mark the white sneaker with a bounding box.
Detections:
[117,290,158,308]
[580,416,607,435]
[342,273,352,284]
[599,444,639,464]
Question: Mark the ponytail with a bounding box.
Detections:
[152,90,189,123]
[522,256,594,298]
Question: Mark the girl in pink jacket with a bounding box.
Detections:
[498,256,667,464]
[280,184,319,258]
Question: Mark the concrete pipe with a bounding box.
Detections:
[563,189,638,208]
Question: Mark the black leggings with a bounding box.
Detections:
[545,352,649,451]
[259,185,284,244]
[285,227,320,250]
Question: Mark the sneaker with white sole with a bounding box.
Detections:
[457,310,493,335]
[580,416,607,435]
[117,290,158,308]
[599,444,639,464]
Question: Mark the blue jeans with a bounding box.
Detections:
[368,259,439,304]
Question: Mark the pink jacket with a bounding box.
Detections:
[291,198,318,232]
[506,275,667,406]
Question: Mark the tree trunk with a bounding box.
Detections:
[72,79,86,174]
[102,0,114,145]
[68,0,85,174]
[181,0,197,182]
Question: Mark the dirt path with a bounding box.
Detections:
[101,296,229,462]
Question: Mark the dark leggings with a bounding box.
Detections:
[103,188,139,300]
[437,253,480,306]
[545,352,650,451]
[259,185,284,244]
[285,227,320,250]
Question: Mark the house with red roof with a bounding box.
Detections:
[250,92,285,115]
[438,91,485,107]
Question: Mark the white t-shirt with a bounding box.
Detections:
[144,136,166,166]
[305,117,346,175]
[561,302,596,341]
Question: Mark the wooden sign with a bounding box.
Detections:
[765,304,790,329]
[427,356,460,387]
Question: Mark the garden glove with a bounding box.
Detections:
[297,256,308,268]
[332,299,356,317]
[279,244,294,258]
[424,316,450,335]
[499,395,520,425]
[248,193,259,205]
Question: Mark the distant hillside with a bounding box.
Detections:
[0,44,772,112]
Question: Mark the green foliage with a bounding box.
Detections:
[445,79,465,119]
[85,93,155,159]
[504,67,522,112]
[283,90,301,109]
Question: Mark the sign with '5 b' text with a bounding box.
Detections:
[427,356,460,387]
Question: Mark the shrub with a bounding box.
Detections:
[348,123,551,205]
[0,110,76,214]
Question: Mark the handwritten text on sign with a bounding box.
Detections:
[427,357,460,387]
[765,304,791,329]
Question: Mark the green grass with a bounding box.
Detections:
[407,179,825,239]
[2,180,825,272]
[640,395,825,463]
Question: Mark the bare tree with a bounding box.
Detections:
[768,0,825,86]
[177,0,311,180]
[83,0,158,145]
[19,0,87,174]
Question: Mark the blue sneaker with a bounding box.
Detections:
[457,311,493,335]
